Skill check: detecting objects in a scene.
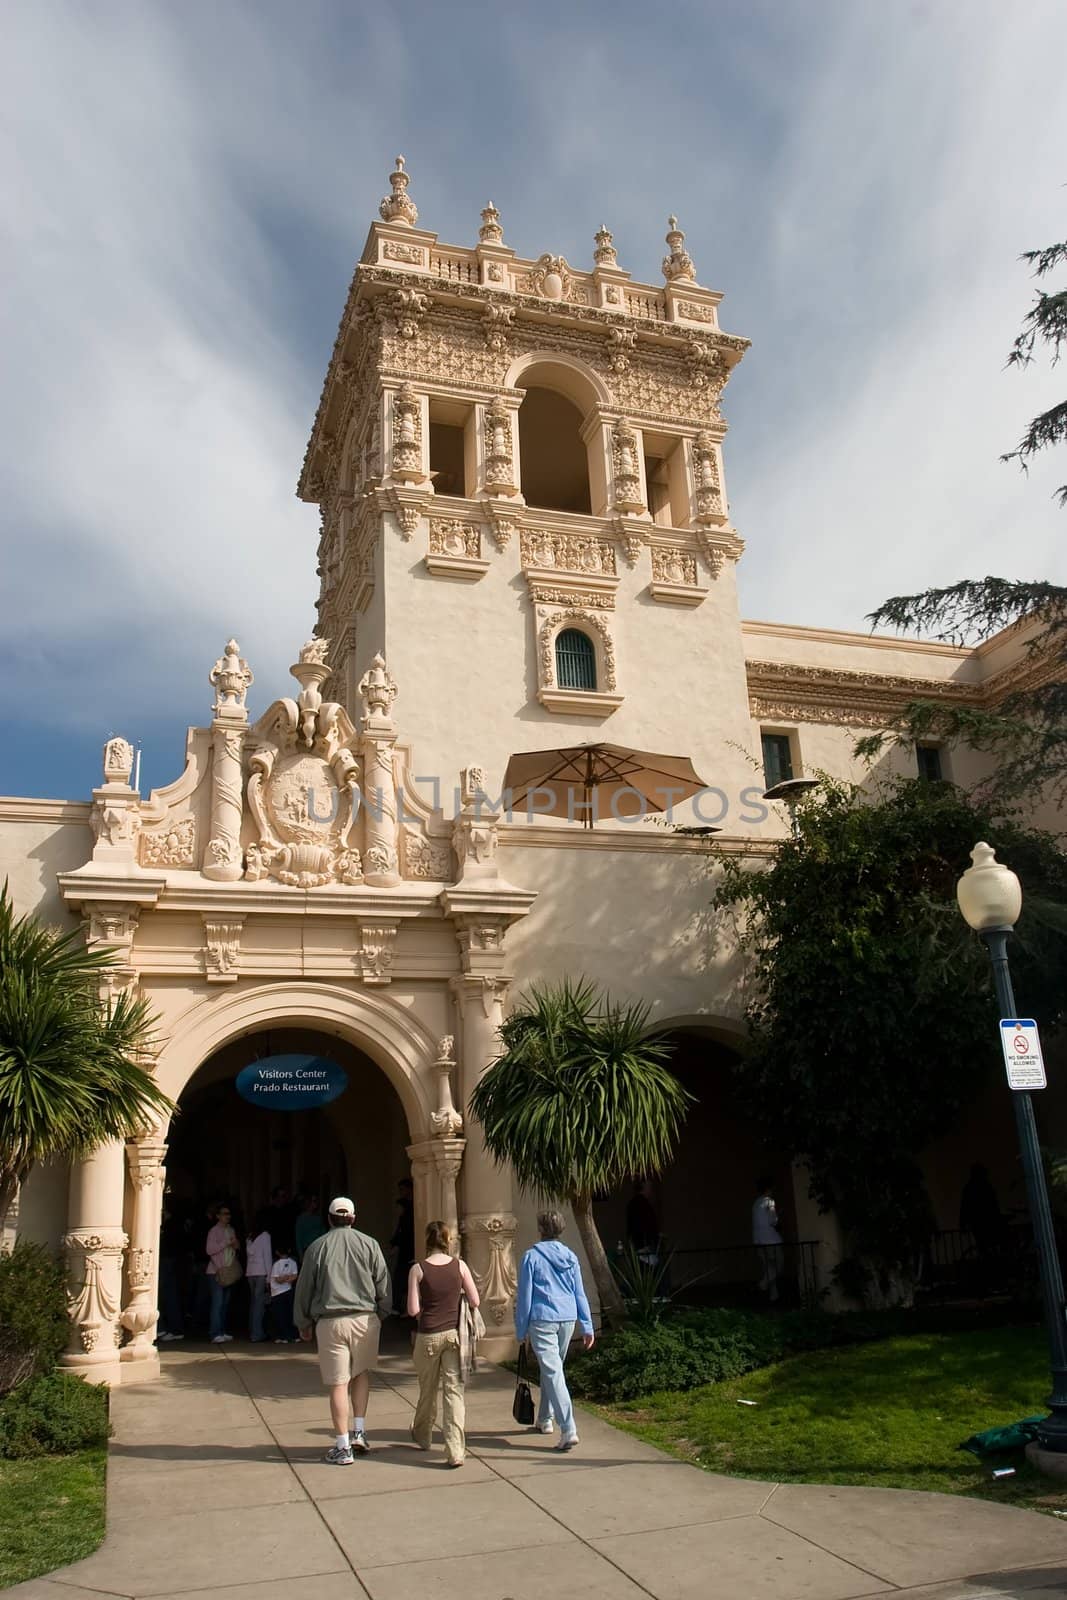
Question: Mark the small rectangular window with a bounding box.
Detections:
[761,732,794,789]
[916,745,943,781]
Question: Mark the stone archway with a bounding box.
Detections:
[63,982,467,1385]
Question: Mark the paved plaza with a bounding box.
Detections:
[9,1346,1067,1600]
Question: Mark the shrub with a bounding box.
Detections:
[568,1302,1033,1403]
[570,1308,797,1402]
[0,1371,110,1459]
[0,1242,69,1394]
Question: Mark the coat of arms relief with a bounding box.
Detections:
[244,642,365,888]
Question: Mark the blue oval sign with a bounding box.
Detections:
[235,1055,348,1110]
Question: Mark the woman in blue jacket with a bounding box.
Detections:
[514,1210,595,1451]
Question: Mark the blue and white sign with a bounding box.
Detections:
[235,1054,348,1110]
[999,1020,1046,1092]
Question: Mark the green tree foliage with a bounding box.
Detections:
[1002,239,1067,503]
[0,885,173,1231]
[858,577,1067,809]
[469,980,690,1325]
[716,778,1067,1300]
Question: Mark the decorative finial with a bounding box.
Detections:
[209,638,254,716]
[593,224,618,268]
[479,201,504,246]
[380,155,418,227]
[662,215,696,283]
[358,651,399,726]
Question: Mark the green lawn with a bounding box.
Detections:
[0,1448,106,1589]
[594,1326,1067,1515]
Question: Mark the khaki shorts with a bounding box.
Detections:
[315,1312,381,1387]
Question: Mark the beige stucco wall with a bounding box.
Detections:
[0,802,91,929]
[379,514,760,834]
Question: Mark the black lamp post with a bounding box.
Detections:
[957,841,1067,1452]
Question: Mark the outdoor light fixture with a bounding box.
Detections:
[957,842,1067,1454]
[762,776,819,838]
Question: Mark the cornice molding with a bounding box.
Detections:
[746,649,1059,730]
[499,823,775,858]
[0,797,93,824]
[742,619,972,660]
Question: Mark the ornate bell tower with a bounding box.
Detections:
[299,158,753,799]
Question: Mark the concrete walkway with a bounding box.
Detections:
[10,1344,1067,1600]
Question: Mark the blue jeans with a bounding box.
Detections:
[248,1276,268,1341]
[209,1277,231,1340]
[528,1320,576,1438]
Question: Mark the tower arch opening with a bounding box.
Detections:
[518,386,591,514]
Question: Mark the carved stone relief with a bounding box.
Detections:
[651,548,698,587]
[520,530,616,575]
[139,817,196,868]
[429,519,481,559]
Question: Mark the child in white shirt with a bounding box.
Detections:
[270,1245,299,1343]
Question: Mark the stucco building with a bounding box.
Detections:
[1,159,1058,1383]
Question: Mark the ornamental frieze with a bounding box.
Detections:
[521,530,616,576]
[746,660,979,731]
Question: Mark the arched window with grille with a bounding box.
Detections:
[555,628,597,692]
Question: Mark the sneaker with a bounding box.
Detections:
[221,1334,234,1342]
[211,1334,228,1344]
[351,1430,370,1454]
[555,1434,579,1452]
[274,1338,287,1344]
[538,1420,555,1434]
[324,1444,354,1466]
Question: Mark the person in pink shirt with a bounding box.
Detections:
[206,1205,239,1343]
[246,1210,273,1342]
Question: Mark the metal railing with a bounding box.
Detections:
[919,1221,1038,1301]
[669,1240,820,1306]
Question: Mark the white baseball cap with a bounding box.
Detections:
[328,1195,355,1217]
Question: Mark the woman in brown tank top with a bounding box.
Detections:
[407,1220,481,1467]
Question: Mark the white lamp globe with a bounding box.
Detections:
[957,841,1023,932]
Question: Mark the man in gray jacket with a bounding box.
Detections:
[295,1195,391,1465]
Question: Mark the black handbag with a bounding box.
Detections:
[512,1344,535,1426]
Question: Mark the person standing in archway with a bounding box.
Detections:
[294,1195,392,1465]
[752,1176,783,1305]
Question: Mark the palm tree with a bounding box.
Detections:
[0,885,174,1232]
[469,980,690,1326]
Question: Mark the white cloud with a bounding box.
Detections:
[0,0,1064,790]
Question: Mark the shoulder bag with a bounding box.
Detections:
[215,1242,243,1289]
[512,1342,535,1426]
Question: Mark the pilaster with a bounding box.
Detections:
[61,1140,128,1386]
[119,1133,167,1382]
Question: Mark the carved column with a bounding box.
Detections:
[204,639,252,881]
[61,1141,127,1386]
[119,1134,167,1380]
[452,968,517,1356]
[204,723,246,881]
[358,653,401,887]
[406,1137,466,1256]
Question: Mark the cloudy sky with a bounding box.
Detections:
[1,0,1064,799]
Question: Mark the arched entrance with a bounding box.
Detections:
[161,1026,412,1341]
[165,1027,408,1243]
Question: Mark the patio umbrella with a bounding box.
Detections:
[502,742,708,829]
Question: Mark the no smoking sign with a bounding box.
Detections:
[1000,1019,1046,1091]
